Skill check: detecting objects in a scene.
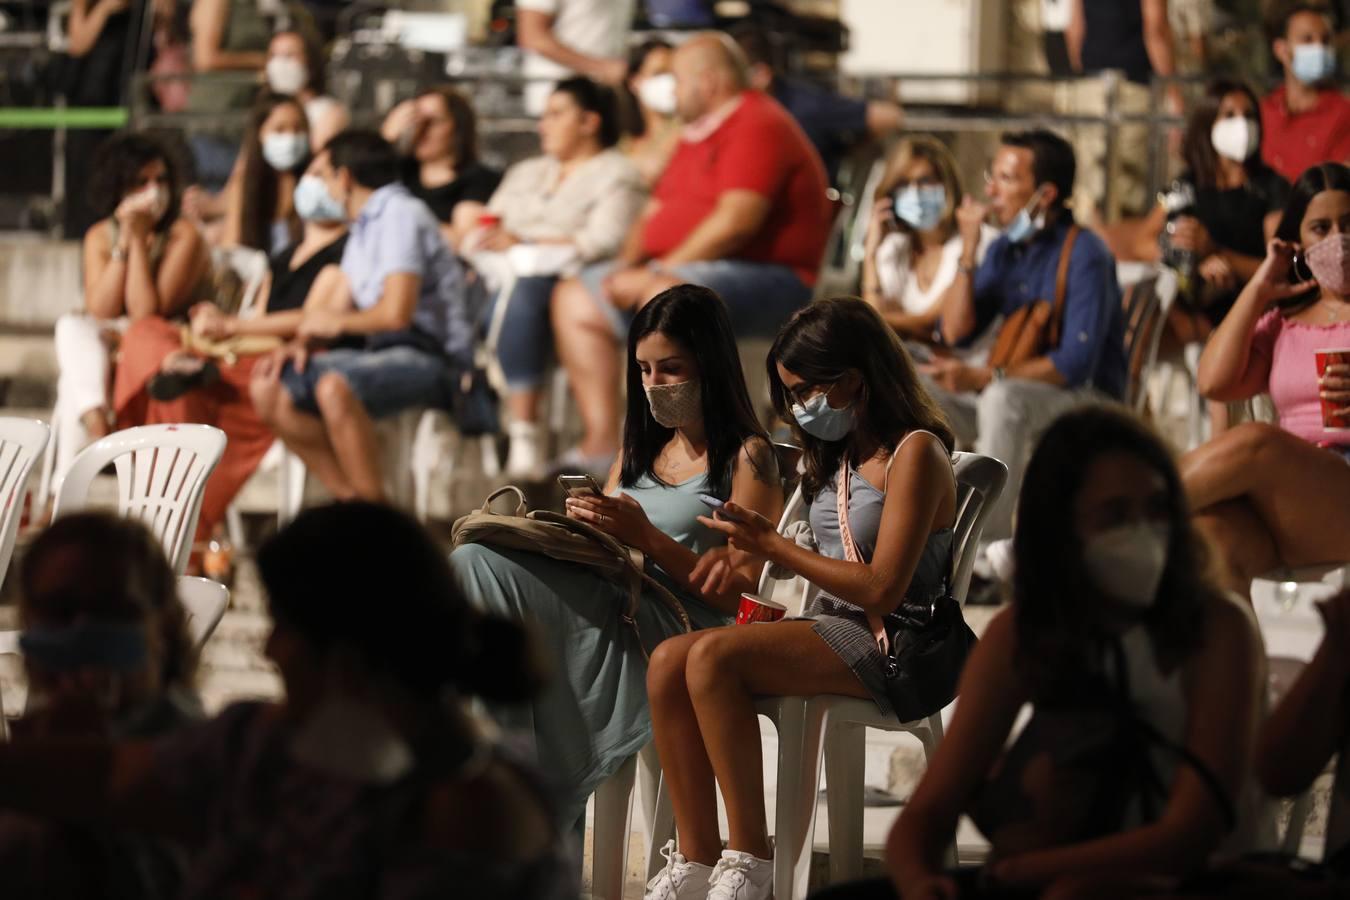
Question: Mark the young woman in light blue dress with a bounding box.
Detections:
[450,283,783,835]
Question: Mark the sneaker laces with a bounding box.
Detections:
[707,853,757,900]
[643,840,687,900]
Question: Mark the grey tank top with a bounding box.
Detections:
[808,431,955,608]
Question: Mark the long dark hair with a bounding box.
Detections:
[1013,407,1219,701]
[415,84,481,168]
[19,512,197,692]
[768,298,955,498]
[620,284,770,498]
[238,91,308,253]
[88,131,183,233]
[1182,79,1270,190]
[1275,162,1350,305]
[259,502,545,702]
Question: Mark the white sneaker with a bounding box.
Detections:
[504,421,543,478]
[644,840,714,900]
[706,850,773,900]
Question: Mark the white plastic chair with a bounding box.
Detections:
[178,575,229,650]
[0,419,50,594]
[53,424,227,575]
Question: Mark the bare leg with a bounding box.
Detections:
[252,374,356,500]
[1183,422,1350,571]
[663,621,870,863]
[648,630,725,865]
[508,389,542,425]
[551,278,621,458]
[1193,499,1280,596]
[314,372,385,502]
[81,408,110,440]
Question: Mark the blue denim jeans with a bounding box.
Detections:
[578,259,813,339]
[280,346,452,419]
[490,275,557,391]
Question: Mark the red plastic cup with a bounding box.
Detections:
[736,593,786,625]
[477,211,501,230]
[1316,348,1350,430]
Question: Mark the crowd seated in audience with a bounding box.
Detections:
[263,28,348,152]
[732,25,903,186]
[879,408,1268,900]
[0,512,202,900]
[52,132,212,482]
[381,85,502,249]
[250,130,482,504]
[925,129,1127,557]
[620,39,680,187]
[551,32,831,474]
[1183,162,1350,592]
[221,91,309,255]
[0,503,576,898]
[861,135,997,358]
[643,298,961,900]
[1259,2,1350,185]
[464,76,646,477]
[452,284,781,839]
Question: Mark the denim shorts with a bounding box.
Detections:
[280,345,452,419]
[579,258,813,339]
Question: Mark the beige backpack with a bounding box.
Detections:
[450,486,692,657]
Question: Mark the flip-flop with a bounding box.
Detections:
[147,359,221,402]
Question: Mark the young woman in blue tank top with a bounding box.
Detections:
[643,298,959,900]
[450,284,782,842]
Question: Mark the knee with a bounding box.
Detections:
[1224,422,1286,468]
[647,637,693,707]
[684,630,739,700]
[249,377,281,425]
[314,371,357,419]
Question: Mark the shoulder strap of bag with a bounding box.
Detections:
[1047,224,1080,348]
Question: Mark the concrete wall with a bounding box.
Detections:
[0,235,81,329]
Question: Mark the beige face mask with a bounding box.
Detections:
[644,379,702,429]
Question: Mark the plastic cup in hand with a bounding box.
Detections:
[1316,348,1350,430]
[478,211,501,230]
[736,593,786,625]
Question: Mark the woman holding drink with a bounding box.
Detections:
[1183,162,1350,591]
[641,298,961,900]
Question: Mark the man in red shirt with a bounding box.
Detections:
[550,32,831,470]
[1260,2,1350,183]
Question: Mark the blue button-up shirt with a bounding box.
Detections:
[971,218,1126,397]
[341,182,475,368]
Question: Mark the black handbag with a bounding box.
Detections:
[881,592,978,722]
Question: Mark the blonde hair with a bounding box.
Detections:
[875,135,965,236]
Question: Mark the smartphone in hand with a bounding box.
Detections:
[699,493,744,522]
[558,474,604,498]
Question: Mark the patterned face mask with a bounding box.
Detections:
[644,379,702,429]
[1306,233,1350,296]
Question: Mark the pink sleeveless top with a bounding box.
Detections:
[1251,309,1350,447]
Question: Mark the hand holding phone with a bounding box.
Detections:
[698,493,744,522]
[558,474,603,498]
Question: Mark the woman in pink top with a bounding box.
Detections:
[1184,163,1350,592]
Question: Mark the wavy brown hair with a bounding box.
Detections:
[1012,407,1221,702]
[768,297,955,498]
[238,91,308,253]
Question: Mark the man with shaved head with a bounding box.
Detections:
[548,31,831,472]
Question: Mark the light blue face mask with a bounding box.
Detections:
[893,184,947,232]
[791,387,855,442]
[294,174,346,222]
[1292,42,1337,85]
[1005,186,1048,244]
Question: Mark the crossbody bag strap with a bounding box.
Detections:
[1047,225,1079,349]
[838,454,893,652]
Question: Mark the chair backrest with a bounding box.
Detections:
[53,425,227,575]
[211,246,270,318]
[950,452,1009,605]
[178,575,229,650]
[1120,275,1166,411]
[0,419,50,594]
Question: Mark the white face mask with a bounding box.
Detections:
[1210,116,1258,163]
[637,73,677,116]
[1082,521,1171,611]
[262,132,310,172]
[128,183,170,221]
[266,55,309,95]
[289,695,414,784]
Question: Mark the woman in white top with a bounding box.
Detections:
[862,136,996,362]
[466,76,647,477]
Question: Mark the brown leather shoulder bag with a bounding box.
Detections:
[987,225,1080,370]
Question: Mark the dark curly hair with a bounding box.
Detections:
[19,512,197,693]
[87,132,183,233]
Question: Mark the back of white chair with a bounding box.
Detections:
[949,452,1010,604]
[53,425,227,575]
[178,575,229,650]
[212,246,270,319]
[0,419,50,593]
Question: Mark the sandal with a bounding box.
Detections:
[148,356,220,402]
